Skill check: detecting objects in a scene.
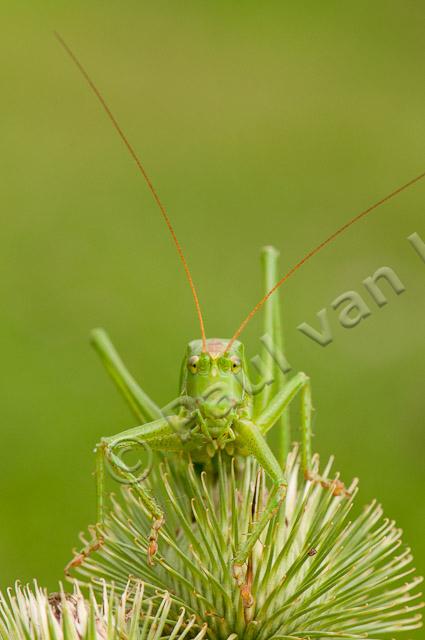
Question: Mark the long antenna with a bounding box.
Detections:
[54,32,207,352]
[226,170,425,351]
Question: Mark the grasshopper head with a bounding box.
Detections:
[180,339,247,417]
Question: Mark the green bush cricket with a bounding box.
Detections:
[56,33,425,607]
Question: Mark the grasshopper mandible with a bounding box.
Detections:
[56,33,425,604]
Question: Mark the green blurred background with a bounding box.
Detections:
[1,2,424,634]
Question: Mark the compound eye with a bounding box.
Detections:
[230,355,241,374]
[188,355,200,374]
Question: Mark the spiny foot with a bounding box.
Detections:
[232,561,244,583]
[232,562,255,610]
[305,471,351,497]
[64,536,104,576]
[147,515,165,566]
[240,583,255,609]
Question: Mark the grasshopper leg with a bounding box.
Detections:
[257,245,290,464]
[99,436,164,564]
[91,328,162,423]
[77,414,186,569]
[99,416,187,563]
[64,530,105,576]
[233,418,287,610]
[258,372,349,496]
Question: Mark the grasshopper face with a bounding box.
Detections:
[181,339,247,419]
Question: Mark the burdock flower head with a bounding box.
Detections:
[0,581,207,639]
[67,448,423,639]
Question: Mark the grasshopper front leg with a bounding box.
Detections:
[96,415,190,564]
[232,418,286,610]
[66,414,189,575]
